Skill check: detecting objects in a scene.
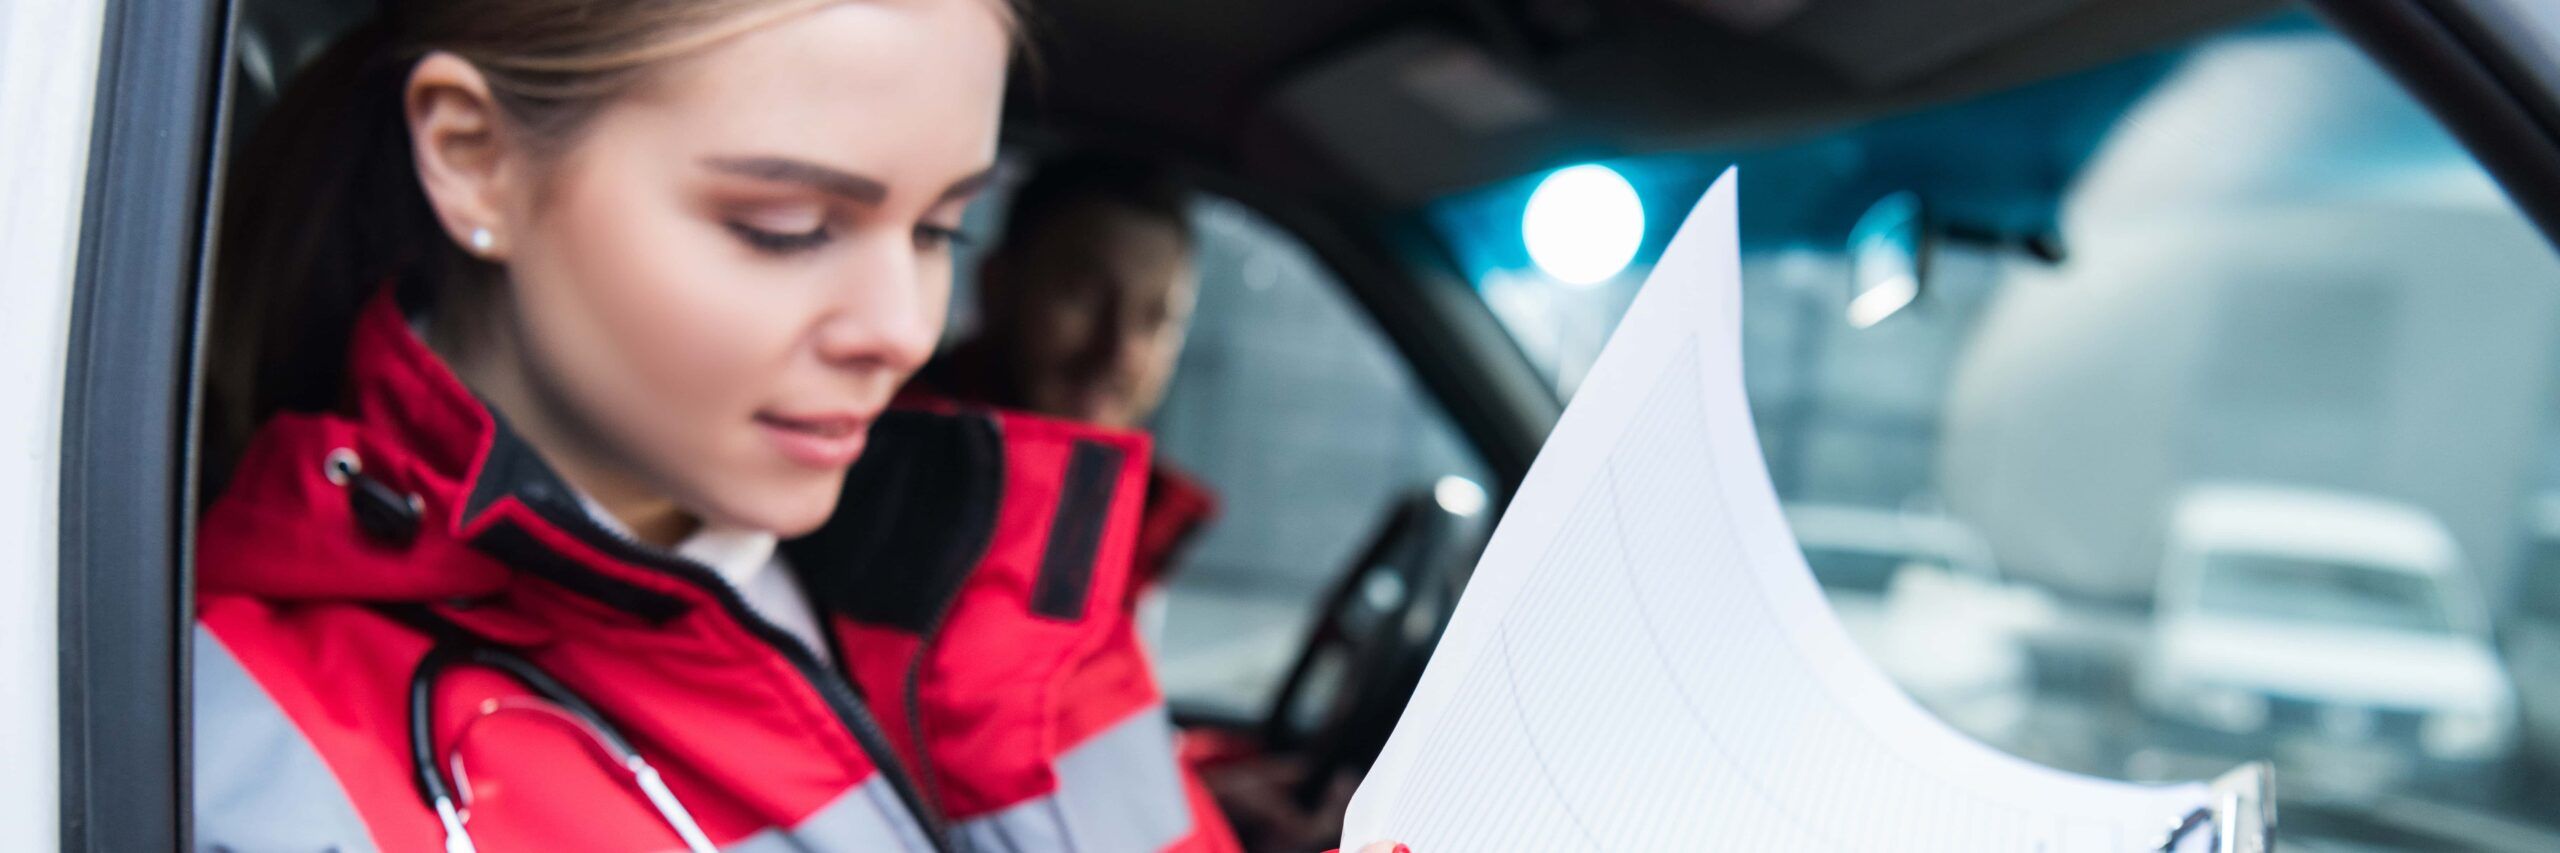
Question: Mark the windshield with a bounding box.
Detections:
[1431,10,2560,850]
[2195,552,2455,634]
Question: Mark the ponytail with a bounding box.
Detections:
[204,20,468,495]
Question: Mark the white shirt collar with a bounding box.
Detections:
[571,487,779,591]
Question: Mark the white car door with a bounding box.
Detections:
[0,1,111,848]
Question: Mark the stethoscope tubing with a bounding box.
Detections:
[408,640,717,853]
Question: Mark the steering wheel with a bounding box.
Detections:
[1261,485,1491,808]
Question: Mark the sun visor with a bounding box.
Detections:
[1262,30,1594,204]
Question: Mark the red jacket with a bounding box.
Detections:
[1133,465,1219,595]
[905,349,1222,597]
[192,294,1242,852]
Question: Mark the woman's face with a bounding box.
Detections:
[473,1,1010,536]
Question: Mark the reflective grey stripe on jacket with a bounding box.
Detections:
[198,623,940,853]
[193,624,381,853]
[726,776,939,852]
[954,705,1194,853]
[196,622,1186,852]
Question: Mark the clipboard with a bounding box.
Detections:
[2154,762,2276,853]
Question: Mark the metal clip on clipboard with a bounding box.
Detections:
[2154,761,2276,853]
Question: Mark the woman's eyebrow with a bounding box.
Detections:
[939,167,998,203]
[701,155,887,204]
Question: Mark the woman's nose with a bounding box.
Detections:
[811,241,941,372]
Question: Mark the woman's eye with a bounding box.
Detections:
[915,224,972,253]
[725,220,831,255]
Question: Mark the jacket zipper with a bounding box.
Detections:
[543,505,959,853]
[900,544,982,836]
[898,415,1009,850]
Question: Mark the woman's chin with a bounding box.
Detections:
[698,473,846,538]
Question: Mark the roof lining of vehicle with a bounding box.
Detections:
[238,0,2290,207]
[1020,0,2292,205]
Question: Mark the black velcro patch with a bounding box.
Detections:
[788,410,1005,634]
[1030,441,1123,622]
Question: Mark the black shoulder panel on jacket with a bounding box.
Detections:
[787,409,1006,634]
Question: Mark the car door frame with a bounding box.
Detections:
[57,0,230,850]
[2315,0,2560,250]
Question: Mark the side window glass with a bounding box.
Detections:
[1149,197,1494,717]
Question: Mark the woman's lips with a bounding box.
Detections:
[755,411,870,468]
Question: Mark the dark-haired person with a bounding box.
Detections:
[920,156,1384,853]
[916,152,1219,626]
[186,1,1366,849]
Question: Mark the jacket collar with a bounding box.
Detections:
[198,288,1006,635]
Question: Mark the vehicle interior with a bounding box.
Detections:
[59,0,2560,850]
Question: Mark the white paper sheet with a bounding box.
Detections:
[1341,170,2210,852]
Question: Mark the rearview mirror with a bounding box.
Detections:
[1846,191,1929,329]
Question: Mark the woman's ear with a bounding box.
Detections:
[405,52,520,261]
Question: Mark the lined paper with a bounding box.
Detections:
[1341,170,2210,852]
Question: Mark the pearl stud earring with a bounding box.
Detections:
[468,227,495,255]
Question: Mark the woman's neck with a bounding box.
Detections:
[424,299,701,548]
[573,479,700,547]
